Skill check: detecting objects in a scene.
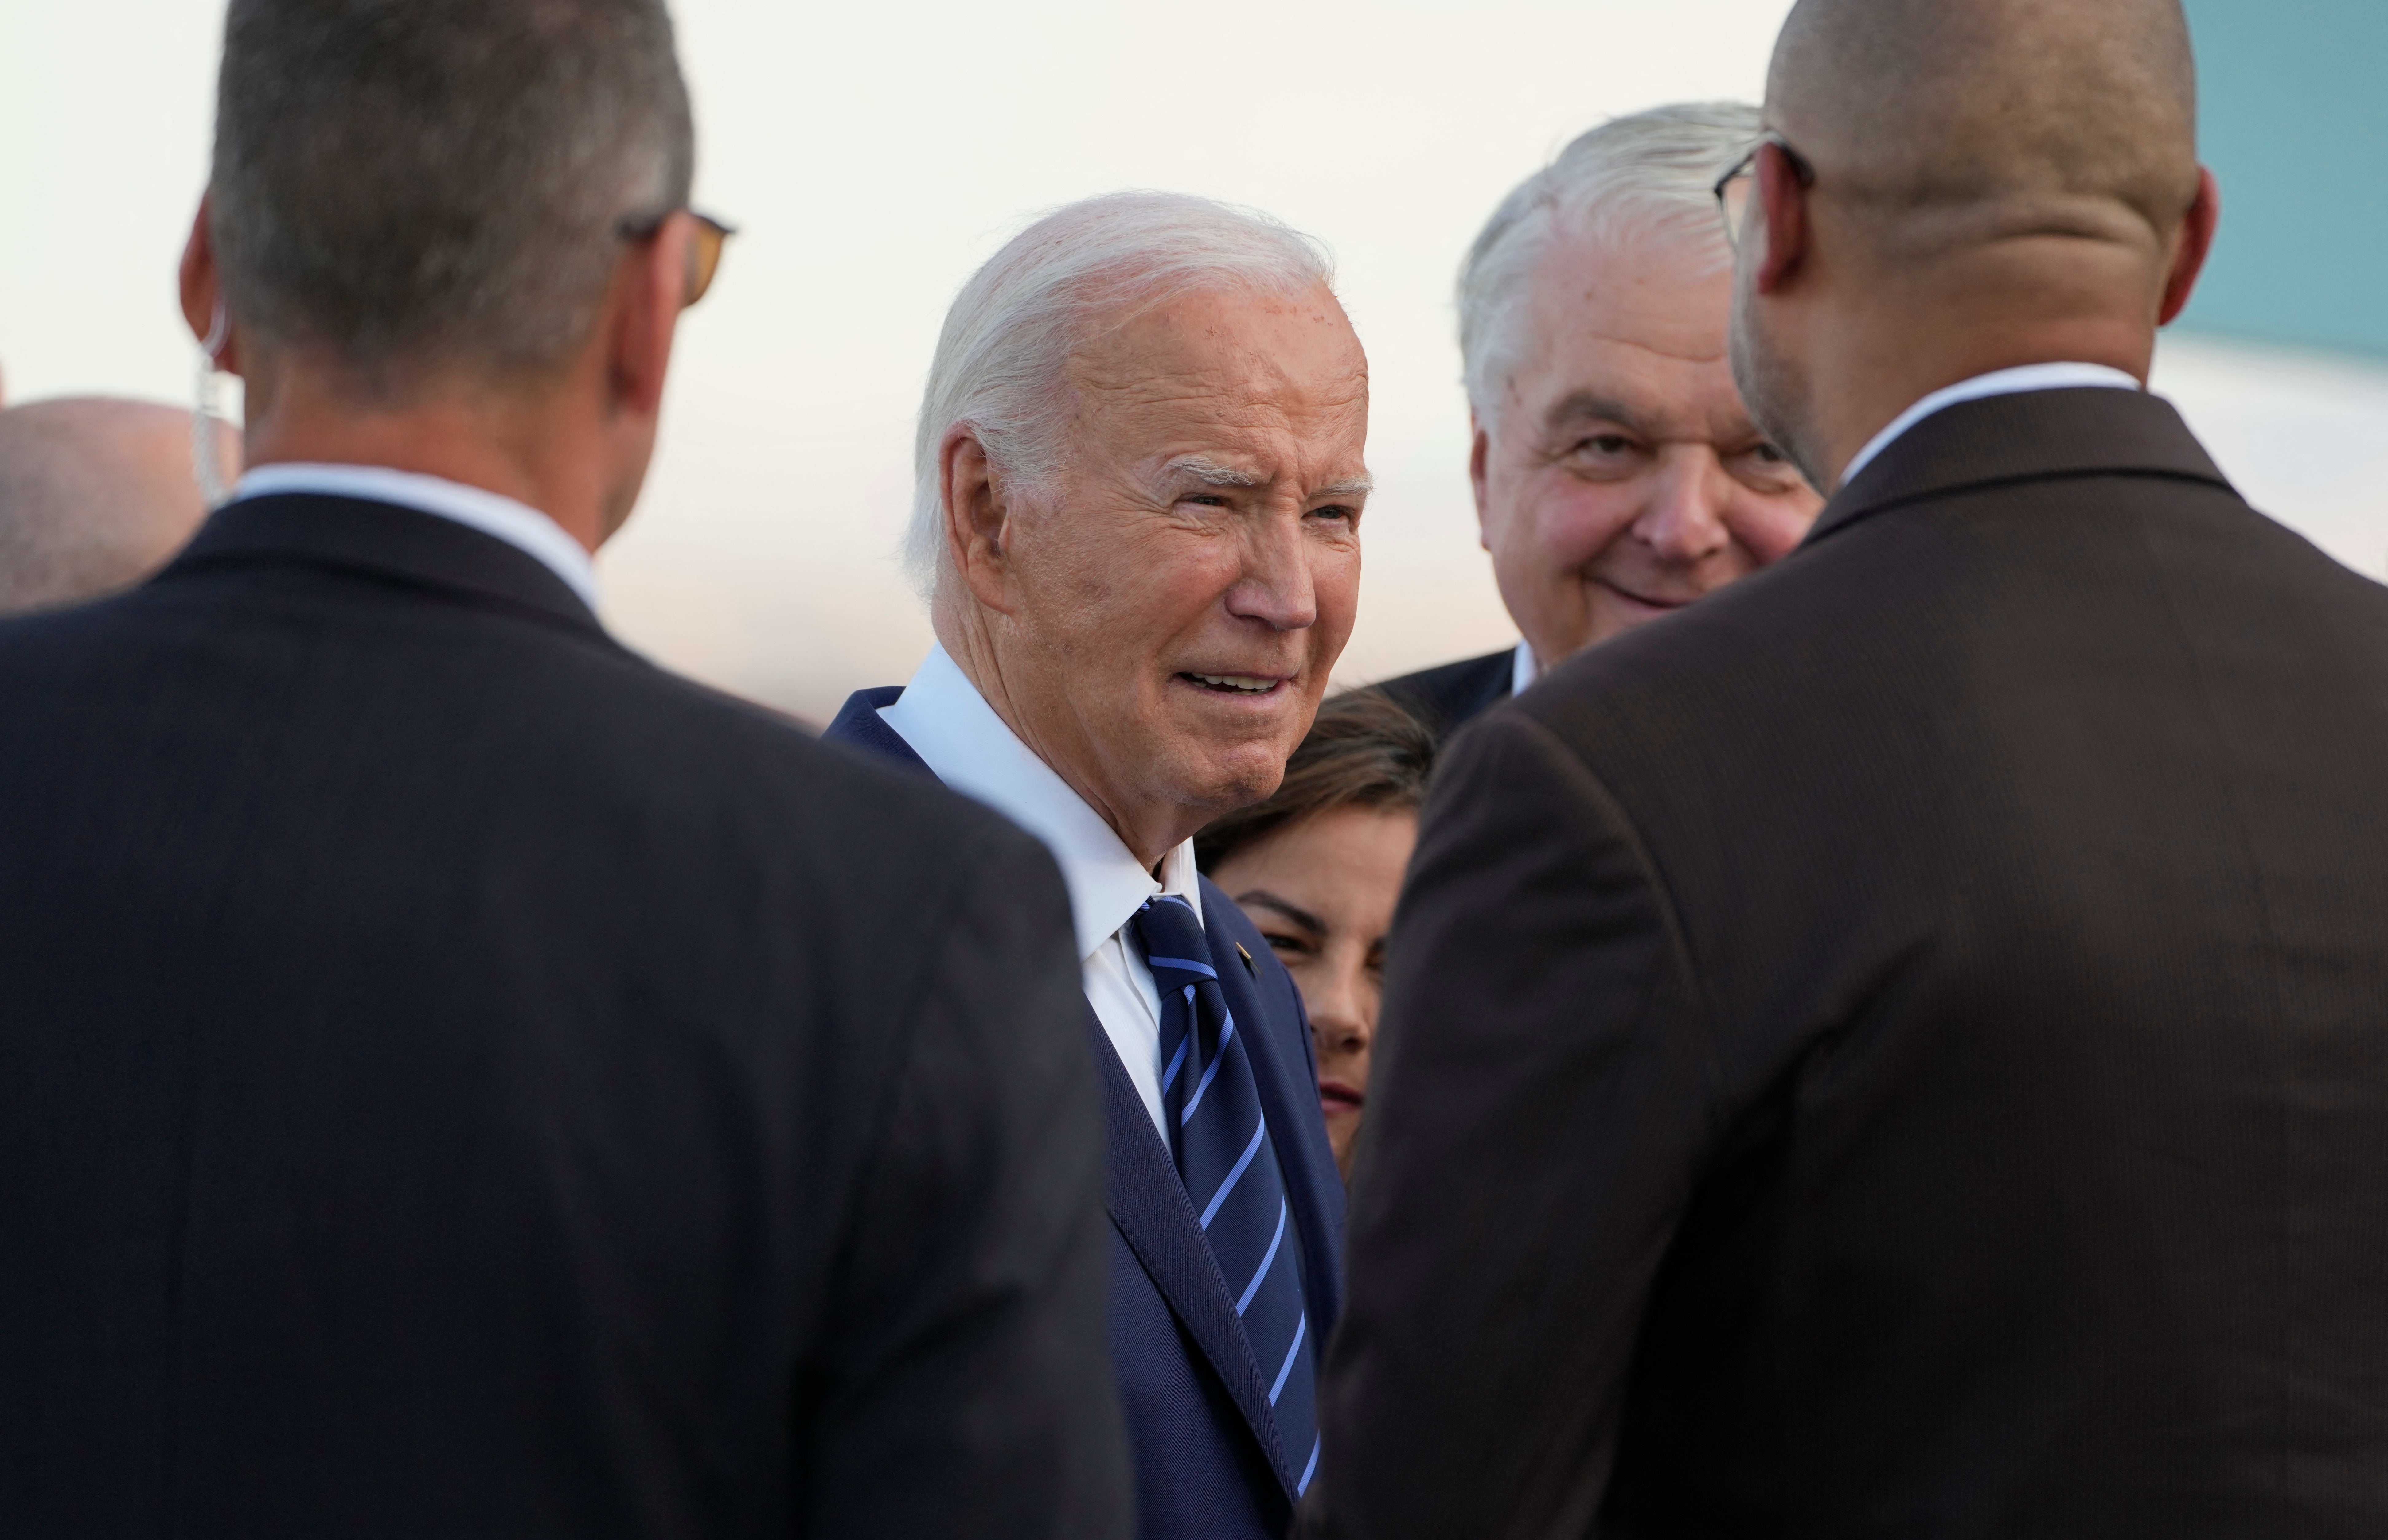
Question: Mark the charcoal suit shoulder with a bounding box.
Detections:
[0,504,1129,1538]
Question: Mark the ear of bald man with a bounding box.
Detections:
[1736,0,2222,490]
[1309,1,2388,1535]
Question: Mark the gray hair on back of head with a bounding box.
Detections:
[209,0,693,397]
[1458,101,1761,426]
[904,190,1336,599]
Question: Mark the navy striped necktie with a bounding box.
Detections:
[1129,894,1318,1494]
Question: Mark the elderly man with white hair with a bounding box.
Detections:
[1382,102,1824,735]
[827,190,1365,1540]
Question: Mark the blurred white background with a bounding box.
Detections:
[4,0,2382,721]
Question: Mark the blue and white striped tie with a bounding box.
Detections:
[1130,894,1319,1495]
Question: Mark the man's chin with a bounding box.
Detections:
[1144,677,1317,817]
[1160,740,1291,822]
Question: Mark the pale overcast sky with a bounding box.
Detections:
[3,0,2380,720]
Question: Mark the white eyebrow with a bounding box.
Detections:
[1161,458,1373,498]
[1163,457,1263,488]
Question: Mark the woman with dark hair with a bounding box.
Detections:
[1196,689,1436,1181]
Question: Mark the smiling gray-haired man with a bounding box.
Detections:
[1382,103,1822,735]
[829,190,1362,1540]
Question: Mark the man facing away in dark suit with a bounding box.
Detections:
[1378,103,1823,737]
[0,2,1130,1534]
[825,190,1360,1540]
[1312,0,2388,1534]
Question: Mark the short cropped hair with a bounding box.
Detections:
[1195,689,1437,874]
[210,0,694,394]
[1458,102,1760,425]
[905,191,1335,597]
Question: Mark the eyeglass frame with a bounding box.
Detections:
[617,209,737,306]
[1712,133,1816,255]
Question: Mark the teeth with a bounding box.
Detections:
[1189,673,1277,694]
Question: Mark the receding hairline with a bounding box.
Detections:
[1457,101,1760,424]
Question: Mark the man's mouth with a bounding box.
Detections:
[1318,1079,1364,1113]
[1598,580,1696,612]
[1180,672,1286,696]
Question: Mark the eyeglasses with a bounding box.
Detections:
[618,209,737,306]
[1712,134,1815,254]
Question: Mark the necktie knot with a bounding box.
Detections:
[1130,894,1211,981]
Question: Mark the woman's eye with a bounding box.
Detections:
[1261,931,1310,958]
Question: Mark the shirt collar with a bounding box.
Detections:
[233,462,601,613]
[879,643,1201,959]
[1511,639,1538,697]
[1838,363,2142,491]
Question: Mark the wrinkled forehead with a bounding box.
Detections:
[1062,284,1370,479]
[1505,232,1750,441]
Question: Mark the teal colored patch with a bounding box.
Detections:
[2175,0,2388,361]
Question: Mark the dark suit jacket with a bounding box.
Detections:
[1310,389,2388,1537]
[0,494,1132,1539]
[1378,645,1516,738]
[827,687,1346,1540]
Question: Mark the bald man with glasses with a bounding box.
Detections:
[1313,0,2388,1535]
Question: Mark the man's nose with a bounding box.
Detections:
[1631,448,1733,567]
[1224,511,1320,631]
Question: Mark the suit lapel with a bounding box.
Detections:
[1085,1005,1303,1499]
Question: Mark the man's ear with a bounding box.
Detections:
[941,425,1020,615]
[179,197,241,376]
[2157,167,2221,327]
[1468,413,1495,551]
[1753,141,1811,297]
[606,211,689,421]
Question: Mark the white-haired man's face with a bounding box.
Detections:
[1473,232,1822,675]
[941,283,1369,864]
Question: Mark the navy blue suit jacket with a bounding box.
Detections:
[1378,646,1517,741]
[826,687,1345,1540]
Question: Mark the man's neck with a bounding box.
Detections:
[932,604,1197,869]
[240,357,613,553]
[1807,292,2157,493]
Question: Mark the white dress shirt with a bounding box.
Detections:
[1511,639,1538,698]
[880,643,1197,1142]
[1839,362,2142,490]
[235,462,601,613]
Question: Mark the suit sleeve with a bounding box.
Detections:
[803,823,1133,1539]
[1304,709,1713,1539]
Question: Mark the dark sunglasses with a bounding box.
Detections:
[618,209,736,306]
